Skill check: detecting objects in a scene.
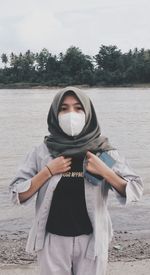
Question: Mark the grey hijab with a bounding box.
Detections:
[44,86,113,157]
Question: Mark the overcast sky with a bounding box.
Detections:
[0,0,150,56]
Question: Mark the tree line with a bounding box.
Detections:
[1,45,150,86]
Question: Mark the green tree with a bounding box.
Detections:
[35,48,50,72]
[1,53,8,67]
[1,45,150,86]
[94,45,124,84]
[95,45,122,71]
[60,46,94,84]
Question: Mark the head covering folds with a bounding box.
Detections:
[44,86,113,157]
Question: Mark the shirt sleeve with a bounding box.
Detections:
[9,146,38,206]
[107,150,143,205]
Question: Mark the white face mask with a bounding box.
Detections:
[58,111,85,136]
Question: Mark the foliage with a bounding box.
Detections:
[1,45,150,86]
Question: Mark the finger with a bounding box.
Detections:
[64,161,72,167]
[65,158,72,161]
[59,156,65,161]
[65,158,72,164]
[64,166,71,172]
[86,151,93,158]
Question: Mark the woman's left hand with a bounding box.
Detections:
[85,151,110,178]
[86,151,127,196]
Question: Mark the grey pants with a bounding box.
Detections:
[37,233,107,275]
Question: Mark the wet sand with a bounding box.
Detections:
[0,260,150,275]
[0,229,150,275]
[0,229,150,265]
[107,260,150,275]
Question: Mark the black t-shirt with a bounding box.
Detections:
[46,156,93,236]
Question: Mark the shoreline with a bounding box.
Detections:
[0,229,150,265]
[0,231,150,275]
[1,196,150,274]
[1,195,150,265]
[1,83,150,89]
[1,260,150,275]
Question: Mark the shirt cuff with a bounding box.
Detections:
[10,179,32,205]
[112,177,143,206]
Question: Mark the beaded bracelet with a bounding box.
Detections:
[45,165,53,177]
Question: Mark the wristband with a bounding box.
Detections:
[46,165,53,177]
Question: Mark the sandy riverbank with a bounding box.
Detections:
[0,230,150,265]
[1,195,149,273]
[0,260,150,275]
[0,229,150,274]
[1,83,150,89]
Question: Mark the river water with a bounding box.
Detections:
[0,87,150,233]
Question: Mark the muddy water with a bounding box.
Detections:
[0,88,149,233]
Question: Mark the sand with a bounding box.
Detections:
[0,260,150,275]
[0,229,150,275]
[1,194,150,274]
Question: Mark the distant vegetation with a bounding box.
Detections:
[0,45,150,87]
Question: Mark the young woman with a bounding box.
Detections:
[10,86,143,275]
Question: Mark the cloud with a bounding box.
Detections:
[0,0,150,56]
[17,9,63,52]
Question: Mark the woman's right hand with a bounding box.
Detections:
[47,156,72,176]
[18,156,71,203]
